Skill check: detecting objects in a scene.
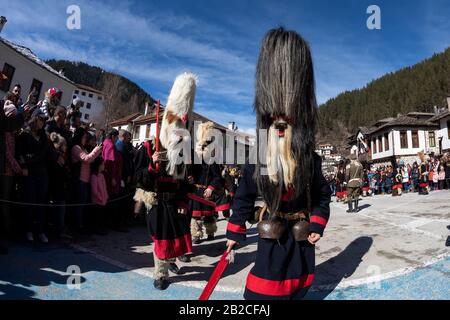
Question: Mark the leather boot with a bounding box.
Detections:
[353,200,359,213]
[346,201,353,213]
[153,278,170,290]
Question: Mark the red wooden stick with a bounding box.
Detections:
[155,99,161,172]
[199,250,231,300]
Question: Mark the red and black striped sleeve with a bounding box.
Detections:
[207,164,223,190]
[226,165,257,243]
[309,155,332,237]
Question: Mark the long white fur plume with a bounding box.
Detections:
[166,72,198,116]
[160,72,198,150]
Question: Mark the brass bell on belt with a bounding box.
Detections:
[292,220,310,242]
[257,216,286,240]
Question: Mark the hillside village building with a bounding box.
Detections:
[0,36,76,106]
[111,104,254,165]
[348,97,450,166]
[72,84,105,124]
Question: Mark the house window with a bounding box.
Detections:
[84,114,89,120]
[98,96,103,100]
[373,139,377,154]
[134,126,140,139]
[29,78,43,101]
[88,93,93,98]
[384,133,389,151]
[145,125,150,138]
[73,95,77,99]
[80,101,85,107]
[429,131,436,148]
[411,130,419,148]
[75,90,79,94]
[86,103,91,109]
[378,136,383,152]
[400,131,408,149]
[81,92,86,96]
[0,63,15,92]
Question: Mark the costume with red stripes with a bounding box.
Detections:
[134,143,192,260]
[189,163,223,218]
[219,166,238,218]
[226,155,331,300]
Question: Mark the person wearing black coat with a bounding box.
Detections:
[16,109,61,243]
[0,100,24,254]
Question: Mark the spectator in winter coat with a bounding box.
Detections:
[102,129,125,231]
[0,99,25,254]
[102,129,123,197]
[438,165,446,190]
[432,160,439,191]
[16,109,61,244]
[48,132,71,239]
[46,106,71,143]
[70,128,103,234]
[445,159,450,189]
[411,162,420,192]
[90,157,109,235]
[401,167,410,193]
[39,88,62,119]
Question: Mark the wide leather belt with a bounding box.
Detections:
[274,211,309,221]
[157,192,177,201]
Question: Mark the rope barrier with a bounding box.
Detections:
[0,192,135,208]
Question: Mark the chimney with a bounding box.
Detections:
[0,16,7,33]
[144,102,150,116]
[228,121,237,131]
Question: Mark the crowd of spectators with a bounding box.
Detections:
[0,84,137,254]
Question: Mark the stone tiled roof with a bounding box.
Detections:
[109,112,143,126]
[429,110,450,122]
[367,115,438,135]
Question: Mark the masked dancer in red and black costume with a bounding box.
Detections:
[225,28,331,300]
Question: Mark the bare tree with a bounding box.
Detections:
[102,73,122,130]
[129,93,140,113]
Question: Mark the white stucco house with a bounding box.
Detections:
[429,97,450,154]
[72,84,105,124]
[0,36,76,106]
[367,113,439,165]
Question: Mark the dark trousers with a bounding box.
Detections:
[73,180,89,229]
[23,175,49,234]
[0,175,15,236]
[92,204,107,230]
[385,185,392,194]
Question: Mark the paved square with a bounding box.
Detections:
[1,191,449,299]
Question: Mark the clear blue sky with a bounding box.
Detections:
[2,0,449,133]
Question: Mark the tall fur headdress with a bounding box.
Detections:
[160,72,198,178]
[254,27,318,214]
[195,121,222,164]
